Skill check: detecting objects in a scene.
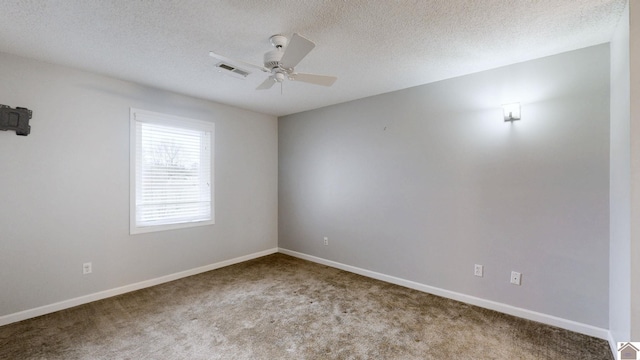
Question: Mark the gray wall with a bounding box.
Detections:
[279,45,610,328]
[609,0,631,344]
[0,52,278,316]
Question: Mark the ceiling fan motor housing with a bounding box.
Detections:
[263,49,283,70]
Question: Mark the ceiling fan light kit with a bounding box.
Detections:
[211,33,337,91]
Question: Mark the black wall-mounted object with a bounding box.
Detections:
[0,104,32,136]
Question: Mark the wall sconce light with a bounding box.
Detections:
[502,102,521,122]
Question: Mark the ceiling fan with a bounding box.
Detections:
[209,33,337,90]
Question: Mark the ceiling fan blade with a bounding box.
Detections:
[280,33,315,69]
[209,51,269,72]
[256,76,276,90]
[289,73,337,87]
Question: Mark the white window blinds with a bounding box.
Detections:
[130,109,214,234]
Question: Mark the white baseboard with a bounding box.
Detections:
[278,248,610,341]
[0,248,278,327]
[608,331,618,357]
[1,246,611,343]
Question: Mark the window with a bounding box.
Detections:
[130,108,214,234]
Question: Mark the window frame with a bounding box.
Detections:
[129,108,215,235]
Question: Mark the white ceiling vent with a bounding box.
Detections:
[215,62,251,79]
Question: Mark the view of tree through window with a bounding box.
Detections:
[131,109,214,234]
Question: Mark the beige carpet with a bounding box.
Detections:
[0,253,612,359]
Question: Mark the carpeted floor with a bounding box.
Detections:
[0,253,612,359]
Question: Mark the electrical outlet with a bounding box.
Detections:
[510,271,521,285]
[323,237,329,246]
[83,262,92,275]
[474,264,483,277]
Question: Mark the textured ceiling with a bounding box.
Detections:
[0,0,627,116]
